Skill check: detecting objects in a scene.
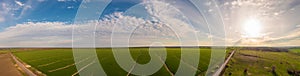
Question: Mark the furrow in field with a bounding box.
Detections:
[48,56,94,72]
[28,56,64,62]
[37,58,73,67]
[71,59,96,76]
[36,56,84,68]
[48,63,75,72]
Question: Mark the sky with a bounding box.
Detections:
[0,0,300,47]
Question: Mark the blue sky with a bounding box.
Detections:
[0,0,143,30]
[0,0,300,47]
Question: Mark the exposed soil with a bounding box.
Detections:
[0,53,22,76]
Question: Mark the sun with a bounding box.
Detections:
[242,18,262,38]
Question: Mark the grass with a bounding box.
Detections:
[0,49,10,54]
[13,49,76,76]
[0,51,7,54]
[12,48,300,76]
[224,49,300,76]
[289,48,300,55]
[13,48,213,76]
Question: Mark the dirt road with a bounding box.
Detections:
[0,53,22,76]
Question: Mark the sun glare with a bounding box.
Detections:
[243,18,262,38]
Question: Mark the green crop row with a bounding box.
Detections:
[13,48,213,76]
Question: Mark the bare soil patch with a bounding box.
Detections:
[0,53,22,76]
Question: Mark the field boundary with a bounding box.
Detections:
[213,50,236,76]
[159,56,174,76]
[10,52,41,76]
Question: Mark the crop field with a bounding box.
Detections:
[289,48,300,55]
[0,49,9,54]
[13,48,213,76]
[224,49,300,76]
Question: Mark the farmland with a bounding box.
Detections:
[289,48,300,55]
[224,48,300,76]
[12,47,300,76]
[13,48,213,76]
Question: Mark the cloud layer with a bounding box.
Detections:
[0,0,202,47]
[1,0,300,47]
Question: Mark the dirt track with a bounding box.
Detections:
[0,53,22,76]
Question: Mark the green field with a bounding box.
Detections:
[13,48,213,76]
[0,49,9,54]
[289,48,300,55]
[224,49,300,76]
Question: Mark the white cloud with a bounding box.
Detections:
[67,6,74,9]
[0,0,208,47]
[223,25,300,46]
[57,0,77,2]
[0,0,217,47]
[0,1,33,20]
[37,0,47,2]
[0,3,11,22]
[57,0,66,2]
[0,16,4,22]
[1,3,11,15]
[0,11,195,47]
[14,0,300,47]
[15,1,24,6]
